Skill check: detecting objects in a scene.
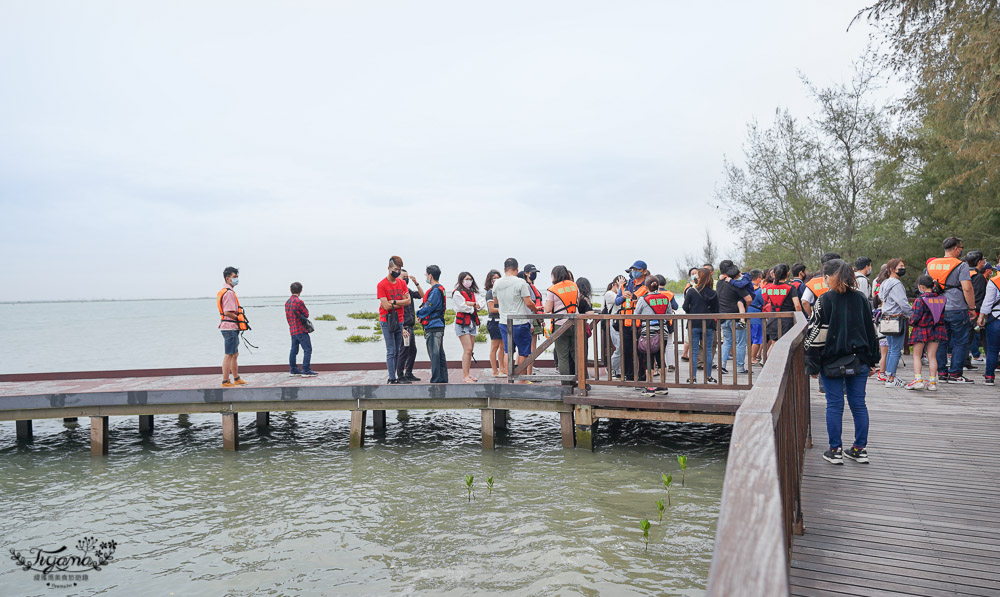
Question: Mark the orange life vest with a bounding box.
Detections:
[622,285,649,327]
[527,283,544,312]
[992,273,1000,291]
[548,280,579,315]
[805,276,829,300]
[644,292,672,315]
[454,289,480,327]
[927,257,963,290]
[217,288,250,331]
[762,283,794,313]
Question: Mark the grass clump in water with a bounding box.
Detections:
[315,314,337,321]
[336,325,347,331]
[348,311,379,320]
[345,334,379,343]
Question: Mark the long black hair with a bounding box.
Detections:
[484,269,501,291]
[455,271,479,294]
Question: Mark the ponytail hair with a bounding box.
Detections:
[823,259,856,294]
[644,275,660,292]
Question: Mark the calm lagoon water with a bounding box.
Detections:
[0,297,727,596]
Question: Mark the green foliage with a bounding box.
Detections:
[655,499,665,522]
[336,325,347,331]
[475,332,488,343]
[487,476,494,496]
[677,455,688,487]
[348,311,379,320]
[639,519,651,551]
[465,474,475,502]
[345,334,379,343]
[356,325,371,330]
[662,473,673,506]
[315,314,337,321]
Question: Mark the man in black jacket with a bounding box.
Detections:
[396,269,424,382]
[967,251,988,364]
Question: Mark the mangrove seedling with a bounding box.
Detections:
[639,519,651,551]
[487,476,494,497]
[677,455,688,486]
[655,499,665,522]
[465,474,475,502]
[662,473,673,506]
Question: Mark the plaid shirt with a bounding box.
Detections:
[285,295,310,335]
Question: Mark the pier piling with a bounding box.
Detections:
[560,412,575,448]
[15,420,32,442]
[139,415,154,435]
[90,416,109,455]
[481,409,495,450]
[349,410,366,448]
[255,411,270,429]
[222,413,239,451]
[573,405,596,451]
[372,410,386,434]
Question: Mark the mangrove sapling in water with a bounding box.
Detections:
[486,476,494,497]
[656,499,665,522]
[677,455,688,487]
[465,474,474,502]
[639,519,651,551]
[662,473,673,506]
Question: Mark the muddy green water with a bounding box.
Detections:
[0,412,727,596]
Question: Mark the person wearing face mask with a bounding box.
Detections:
[544,265,580,386]
[395,269,423,382]
[603,275,627,378]
[484,269,505,377]
[217,266,248,387]
[681,267,700,365]
[522,264,545,351]
[452,272,482,383]
[416,265,448,383]
[877,259,912,388]
[377,256,412,385]
[925,237,977,383]
[616,260,650,382]
[854,257,873,303]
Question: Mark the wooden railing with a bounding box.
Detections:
[705,312,811,597]
[506,312,799,392]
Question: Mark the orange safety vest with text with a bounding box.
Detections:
[622,285,649,327]
[805,276,829,300]
[217,288,250,331]
[927,257,963,290]
[548,280,579,315]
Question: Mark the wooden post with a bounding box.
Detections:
[373,410,386,434]
[15,420,32,442]
[90,416,109,456]
[574,404,595,451]
[576,316,587,394]
[349,410,367,448]
[560,411,575,448]
[222,412,239,451]
[255,411,270,429]
[495,409,508,430]
[481,409,496,450]
[139,415,154,435]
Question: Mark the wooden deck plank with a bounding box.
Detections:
[790,378,1000,596]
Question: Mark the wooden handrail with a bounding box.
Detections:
[705,312,810,597]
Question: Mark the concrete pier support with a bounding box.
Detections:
[63,418,78,423]
[574,405,597,451]
[349,410,367,448]
[372,410,386,434]
[222,413,239,451]
[256,411,270,429]
[139,415,154,435]
[495,409,508,430]
[560,412,575,448]
[15,420,32,442]
[90,416,109,455]
[481,409,496,450]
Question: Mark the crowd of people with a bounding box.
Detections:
[212,239,1000,464]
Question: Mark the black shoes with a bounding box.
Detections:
[823,447,844,465]
[843,446,869,464]
[387,378,412,385]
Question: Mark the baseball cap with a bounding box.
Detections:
[626,260,647,272]
[522,264,539,274]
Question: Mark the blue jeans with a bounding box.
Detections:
[721,319,747,371]
[885,331,905,378]
[290,332,312,372]
[690,325,715,379]
[424,328,448,383]
[380,321,404,381]
[936,310,971,377]
[820,369,870,450]
[985,318,1000,379]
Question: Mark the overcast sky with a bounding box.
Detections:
[0,1,881,301]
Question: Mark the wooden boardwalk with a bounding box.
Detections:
[790,379,1000,596]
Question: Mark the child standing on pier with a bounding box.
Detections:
[906,275,947,391]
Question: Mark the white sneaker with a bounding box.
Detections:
[972,356,986,364]
[885,378,905,388]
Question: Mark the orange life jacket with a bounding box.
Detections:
[622,285,649,327]
[548,280,579,315]
[927,257,963,291]
[217,288,250,331]
[454,289,481,327]
[527,283,544,312]
[992,273,1000,291]
[805,276,829,300]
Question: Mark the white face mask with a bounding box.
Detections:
[463,279,473,289]
[690,275,698,284]
[230,277,239,286]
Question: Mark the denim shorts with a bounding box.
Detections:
[486,319,502,340]
[455,322,478,337]
[221,330,239,355]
